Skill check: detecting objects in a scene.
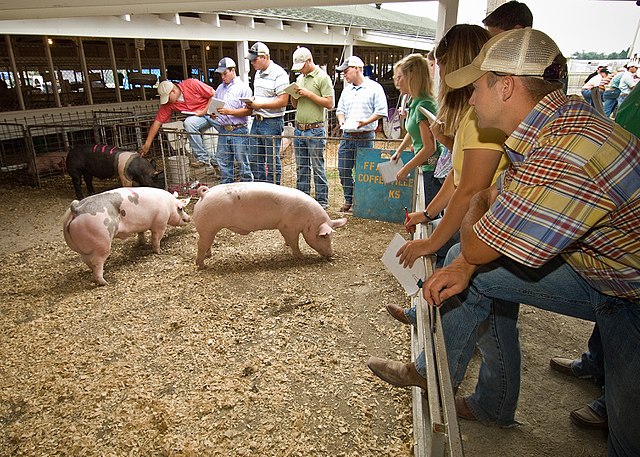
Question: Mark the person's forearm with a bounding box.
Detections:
[257,94,289,110]
[144,121,161,147]
[459,186,501,265]
[426,171,454,216]
[304,92,333,109]
[360,114,382,127]
[460,187,495,241]
[425,185,473,252]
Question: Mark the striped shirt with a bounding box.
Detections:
[252,61,289,118]
[475,90,640,301]
[336,78,388,133]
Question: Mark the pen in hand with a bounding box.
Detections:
[404,207,416,234]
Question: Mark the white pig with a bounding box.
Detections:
[192,182,347,269]
[62,187,191,285]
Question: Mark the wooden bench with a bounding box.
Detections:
[410,173,464,457]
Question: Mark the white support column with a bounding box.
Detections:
[486,0,504,17]
[343,44,354,60]
[237,40,250,85]
[437,0,459,41]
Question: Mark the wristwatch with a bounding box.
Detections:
[423,209,434,222]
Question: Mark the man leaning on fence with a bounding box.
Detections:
[244,42,290,185]
[213,57,253,184]
[335,56,388,213]
[140,79,218,167]
[290,47,334,209]
[419,29,638,456]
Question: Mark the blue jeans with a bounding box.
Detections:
[440,243,639,455]
[423,169,442,209]
[183,115,221,163]
[294,127,329,207]
[617,93,630,109]
[337,132,375,204]
[216,126,252,184]
[573,324,605,386]
[572,324,607,419]
[603,88,621,117]
[249,116,284,184]
[581,89,594,107]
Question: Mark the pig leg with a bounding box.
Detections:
[196,230,218,269]
[137,232,146,246]
[79,249,110,286]
[279,228,303,258]
[149,229,165,254]
[70,174,84,199]
[84,174,95,195]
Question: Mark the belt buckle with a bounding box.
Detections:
[256,114,264,121]
[223,125,234,131]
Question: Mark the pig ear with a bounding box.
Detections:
[318,222,334,238]
[181,197,191,207]
[173,191,179,198]
[331,217,348,229]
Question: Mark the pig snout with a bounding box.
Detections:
[178,209,191,224]
[304,222,336,258]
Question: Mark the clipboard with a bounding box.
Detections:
[381,233,426,296]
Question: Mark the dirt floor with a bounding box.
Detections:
[0,177,607,456]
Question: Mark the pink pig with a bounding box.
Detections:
[62,187,191,285]
[192,182,347,269]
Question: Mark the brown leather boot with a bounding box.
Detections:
[385,304,411,325]
[367,357,426,389]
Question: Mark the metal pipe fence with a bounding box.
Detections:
[156,124,403,212]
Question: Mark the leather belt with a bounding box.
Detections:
[344,130,373,137]
[296,122,324,130]
[221,124,246,131]
[254,114,283,122]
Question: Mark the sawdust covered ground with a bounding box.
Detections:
[0,181,606,456]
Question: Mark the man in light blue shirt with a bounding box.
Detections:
[213,57,253,183]
[335,56,388,212]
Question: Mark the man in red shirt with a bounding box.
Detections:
[140,79,218,167]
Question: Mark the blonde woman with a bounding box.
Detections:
[390,53,442,205]
[369,25,512,395]
[397,24,511,270]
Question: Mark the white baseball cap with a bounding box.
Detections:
[215,57,236,73]
[337,56,365,71]
[291,47,312,71]
[157,80,175,105]
[446,28,563,89]
[246,42,270,61]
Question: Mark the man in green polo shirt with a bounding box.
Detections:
[291,47,335,209]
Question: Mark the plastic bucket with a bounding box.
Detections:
[165,155,189,187]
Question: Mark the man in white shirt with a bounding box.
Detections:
[335,56,388,212]
[244,42,290,185]
[618,61,638,107]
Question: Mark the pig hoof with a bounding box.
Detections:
[95,279,108,286]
